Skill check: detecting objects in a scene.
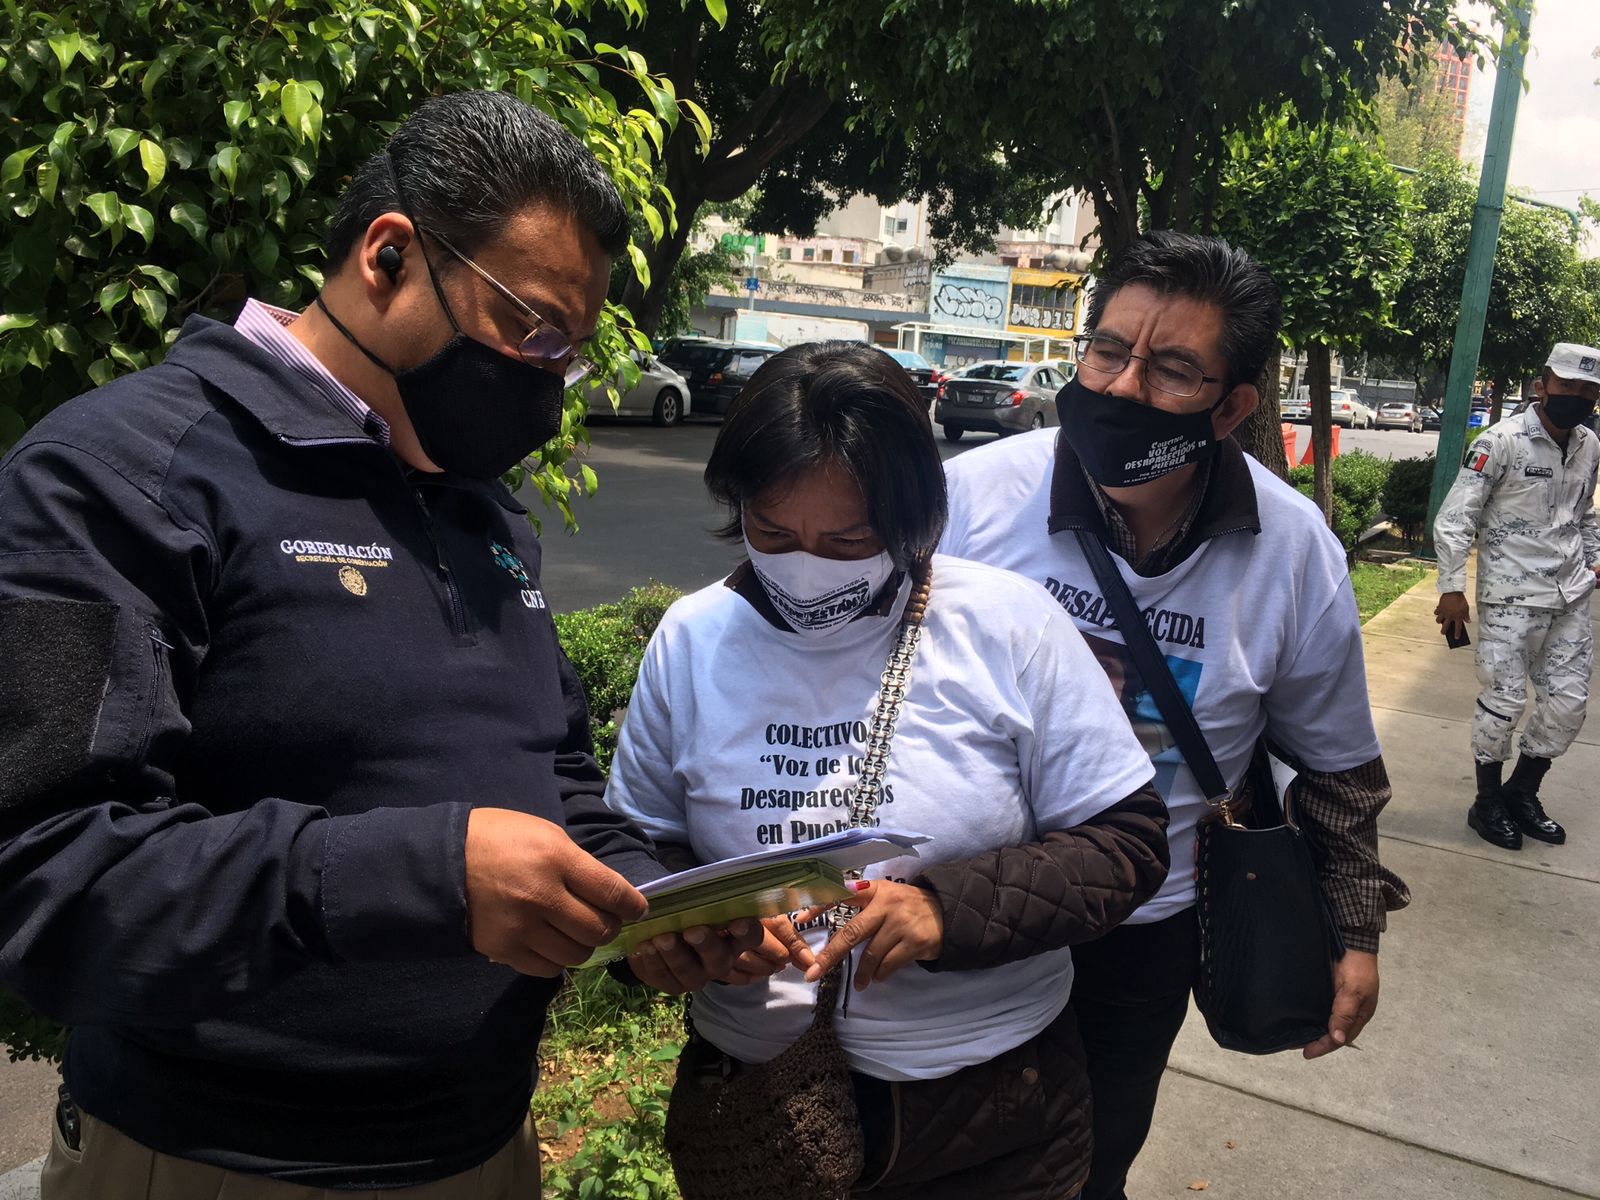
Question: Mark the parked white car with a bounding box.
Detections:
[1281,389,1373,428]
[1331,388,1375,429]
[586,351,692,427]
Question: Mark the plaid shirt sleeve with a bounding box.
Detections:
[1293,755,1411,954]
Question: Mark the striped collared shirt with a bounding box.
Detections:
[233,299,390,444]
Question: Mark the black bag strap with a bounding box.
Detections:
[1074,530,1233,815]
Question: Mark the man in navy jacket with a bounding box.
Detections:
[0,91,746,1197]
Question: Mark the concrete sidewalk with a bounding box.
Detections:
[4,566,1596,1199]
[1128,565,1600,1199]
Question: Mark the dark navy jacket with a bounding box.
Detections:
[0,317,664,1186]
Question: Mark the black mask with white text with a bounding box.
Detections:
[1057,374,1223,488]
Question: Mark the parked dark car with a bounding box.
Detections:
[934,360,1069,441]
[656,339,783,417]
[878,346,937,400]
[1421,406,1443,431]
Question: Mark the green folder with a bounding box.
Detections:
[583,859,850,967]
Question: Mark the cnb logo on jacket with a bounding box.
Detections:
[491,543,546,609]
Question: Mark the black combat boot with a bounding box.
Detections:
[1502,753,1565,844]
[1467,760,1522,849]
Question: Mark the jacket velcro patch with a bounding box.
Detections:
[0,598,118,816]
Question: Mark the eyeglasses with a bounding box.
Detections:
[423,226,597,388]
[1074,333,1222,399]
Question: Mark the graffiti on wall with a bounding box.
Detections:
[932,282,1005,325]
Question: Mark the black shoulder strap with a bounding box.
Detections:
[1074,529,1229,803]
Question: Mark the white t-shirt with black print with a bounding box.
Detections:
[605,554,1156,1081]
[942,430,1382,925]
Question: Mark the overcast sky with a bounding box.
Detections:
[1460,0,1598,208]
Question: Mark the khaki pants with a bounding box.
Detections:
[41,1108,541,1200]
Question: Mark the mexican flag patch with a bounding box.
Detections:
[1468,451,1490,472]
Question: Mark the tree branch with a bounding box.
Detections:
[1096,81,1140,243]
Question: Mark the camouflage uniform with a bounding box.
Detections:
[1434,406,1600,763]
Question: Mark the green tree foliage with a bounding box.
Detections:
[1362,48,1466,170]
[607,194,757,341]
[585,0,1051,333]
[0,988,67,1063]
[1288,450,1392,560]
[1215,113,1413,521]
[553,581,682,772]
[0,0,705,529]
[759,0,1497,254]
[1368,156,1596,408]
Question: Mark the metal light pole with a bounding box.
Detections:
[1422,2,1531,558]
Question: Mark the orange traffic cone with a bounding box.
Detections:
[1298,425,1340,466]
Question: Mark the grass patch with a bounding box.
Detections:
[1351,558,1429,624]
[534,968,685,1199]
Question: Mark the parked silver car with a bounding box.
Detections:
[586,351,692,427]
[1375,400,1423,432]
[935,360,1068,441]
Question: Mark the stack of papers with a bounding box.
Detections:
[584,826,930,966]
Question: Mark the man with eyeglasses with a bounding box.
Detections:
[942,232,1408,1200]
[0,91,754,1199]
[1434,342,1600,852]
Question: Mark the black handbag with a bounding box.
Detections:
[1075,530,1345,1055]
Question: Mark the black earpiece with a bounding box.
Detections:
[376,245,403,280]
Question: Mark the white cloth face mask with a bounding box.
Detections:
[744,538,897,636]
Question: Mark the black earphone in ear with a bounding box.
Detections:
[376,245,403,280]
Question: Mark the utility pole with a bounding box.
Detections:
[1423,3,1531,558]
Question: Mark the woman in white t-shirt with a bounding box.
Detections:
[606,341,1168,1199]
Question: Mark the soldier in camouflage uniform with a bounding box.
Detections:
[1435,343,1600,849]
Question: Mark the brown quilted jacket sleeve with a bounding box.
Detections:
[915,784,1170,972]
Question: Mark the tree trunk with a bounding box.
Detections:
[1234,357,1289,479]
[1489,375,1510,425]
[1307,341,1335,524]
[620,180,705,336]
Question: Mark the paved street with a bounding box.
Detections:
[534,415,982,611]
[539,416,1443,612]
[1286,421,1440,462]
[1128,563,1600,1200]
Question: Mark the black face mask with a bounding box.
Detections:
[1541,392,1597,432]
[316,295,564,480]
[1057,373,1224,488]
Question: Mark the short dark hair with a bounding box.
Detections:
[704,342,947,570]
[1087,231,1283,389]
[324,90,629,266]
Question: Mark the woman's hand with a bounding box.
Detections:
[803,880,944,990]
[718,915,818,985]
[625,920,764,994]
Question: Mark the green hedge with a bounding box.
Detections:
[1,583,683,1063]
[1381,454,1435,550]
[554,582,683,772]
[1288,449,1392,558]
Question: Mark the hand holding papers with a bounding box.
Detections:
[585,827,929,966]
